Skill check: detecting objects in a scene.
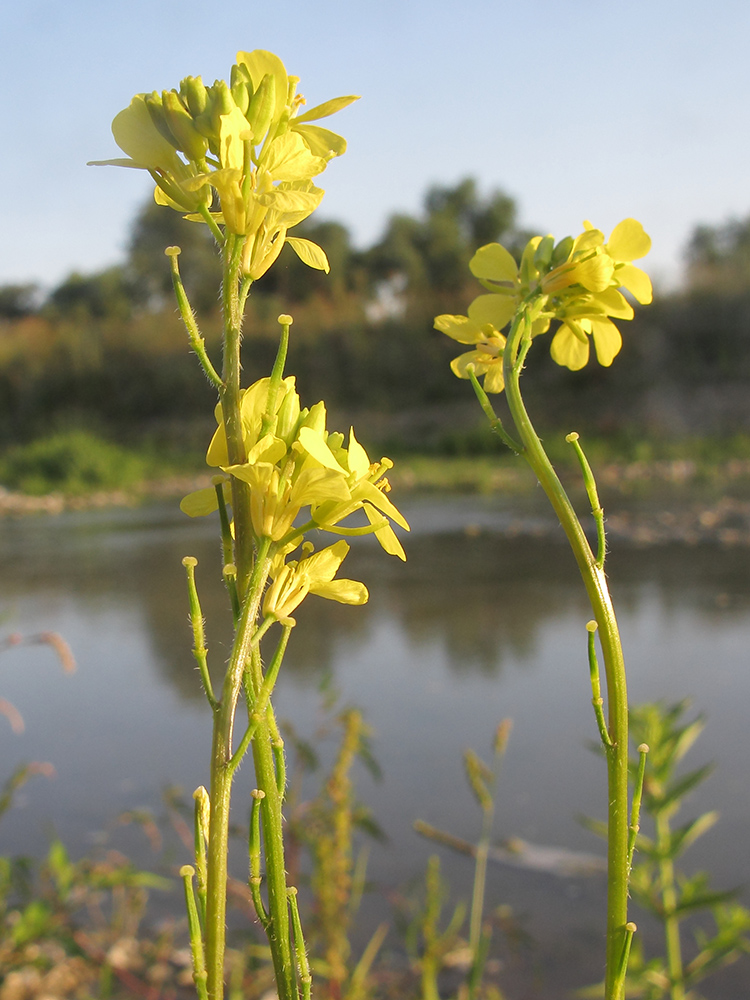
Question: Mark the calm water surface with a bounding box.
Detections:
[1,498,748,996]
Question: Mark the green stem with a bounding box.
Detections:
[566,432,606,569]
[251,709,297,1000]
[183,557,217,710]
[220,233,254,597]
[501,307,630,1000]
[230,624,292,773]
[204,541,272,1000]
[656,810,686,999]
[167,248,224,391]
[181,865,209,1000]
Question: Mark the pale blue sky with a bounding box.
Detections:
[3,0,749,291]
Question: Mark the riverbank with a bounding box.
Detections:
[4,454,750,548]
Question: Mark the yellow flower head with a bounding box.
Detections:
[263,540,368,621]
[180,377,409,558]
[90,50,359,279]
[436,218,652,383]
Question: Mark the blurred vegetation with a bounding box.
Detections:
[3,178,750,466]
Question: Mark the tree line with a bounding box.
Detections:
[2,179,750,450]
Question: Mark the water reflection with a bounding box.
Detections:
[1,499,749,997]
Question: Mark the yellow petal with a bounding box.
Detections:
[590,287,634,320]
[294,95,360,124]
[297,427,347,471]
[286,237,330,272]
[356,480,410,530]
[572,253,615,293]
[450,350,490,379]
[311,579,369,605]
[467,294,516,331]
[292,123,347,158]
[364,505,406,560]
[219,106,253,170]
[434,314,484,345]
[180,486,220,517]
[482,363,505,394]
[573,228,605,254]
[112,96,183,172]
[616,263,653,305]
[607,219,651,262]
[347,428,371,479]
[550,325,590,371]
[236,50,288,123]
[263,132,327,182]
[589,317,622,367]
[469,243,519,284]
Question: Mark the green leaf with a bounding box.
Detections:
[669,811,719,857]
[294,94,360,124]
[659,764,715,812]
[286,237,330,273]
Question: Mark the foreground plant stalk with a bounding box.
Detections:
[501,310,630,997]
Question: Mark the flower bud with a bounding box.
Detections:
[230,63,252,116]
[144,91,181,150]
[180,75,208,117]
[533,235,555,272]
[162,89,208,162]
[247,73,277,145]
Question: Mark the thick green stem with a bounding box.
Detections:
[204,542,272,1000]
[220,234,254,596]
[502,311,630,1000]
[252,711,297,1000]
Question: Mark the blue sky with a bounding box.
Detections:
[3,0,749,291]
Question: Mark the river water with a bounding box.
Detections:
[1,497,748,996]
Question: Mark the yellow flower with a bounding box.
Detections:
[263,541,368,620]
[181,378,409,558]
[309,429,410,560]
[90,50,359,277]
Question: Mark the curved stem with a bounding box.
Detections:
[502,310,630,1000]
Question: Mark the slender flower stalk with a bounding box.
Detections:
[437,220,653,999]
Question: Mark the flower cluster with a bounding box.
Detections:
[91,50,358,279]
[181,372,409,618]
[435,219,652,385]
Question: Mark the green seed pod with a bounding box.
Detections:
[180,75,208,118]
[247,73,277,144]
[162,89,208,162]
[144,91,181,149]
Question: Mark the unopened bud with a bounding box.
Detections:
[247,73,277,143]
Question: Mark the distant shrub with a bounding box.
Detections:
[0,431,148,495]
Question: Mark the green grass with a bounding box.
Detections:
[0,431,151,496]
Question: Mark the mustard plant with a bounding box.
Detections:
[625,701,750,998]
[435,221,653,999]
[93,49,408,1000]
